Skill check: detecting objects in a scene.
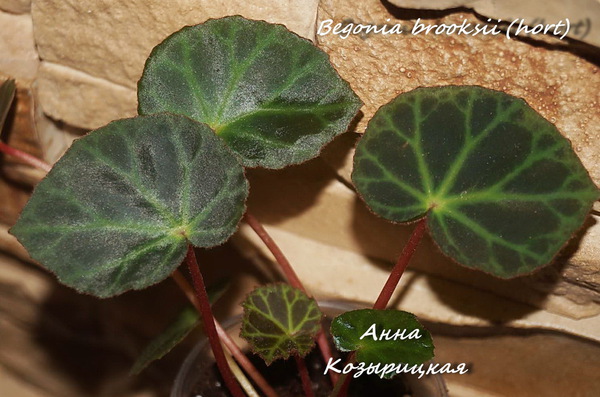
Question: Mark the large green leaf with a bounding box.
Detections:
[11,114,248,297]
[353,86,599,278]
[331,309,434,376]
[138,16,361,169]
[240,284,322,364]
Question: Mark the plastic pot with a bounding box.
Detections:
[172,300,448,397]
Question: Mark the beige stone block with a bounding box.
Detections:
[233,224,600,341]
[0,0,30,14]
[35,62,137,129]
[435,331,600,396]
[0,225,30,262]
[33,112,82,165]
[32,85,85,165]
[32,0,319,90]
[389,0,600,47]
[0,10,38,80]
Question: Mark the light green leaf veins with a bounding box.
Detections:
[138,16,362,169]
[353,86,599,278]
[11,114,248,297]
[240,284,322,364]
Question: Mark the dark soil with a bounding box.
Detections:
[192,349,412,397]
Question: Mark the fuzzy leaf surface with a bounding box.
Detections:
[241,284,322,364]
[138,15,362,169]
[353,86,599,278]
[11,114,248,297]
[331,309,433,377]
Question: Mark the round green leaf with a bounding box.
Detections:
[353,86,599,278]
[240,284,322,364]
[11,114,248,297]
[331,309,434,374]
[138,15,362,169]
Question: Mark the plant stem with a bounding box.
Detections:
[295,354,315,397]
[0,142,52,173]
[216,323,279,397]
[330,218,428,397]
[329,365,352,397]
[373,217,427,310]
[315,329,338,383]
[225,351,260,397]
[244,212,339,384]
[184,245,245,397]
[244,212,304,291]
[172,270,280,397]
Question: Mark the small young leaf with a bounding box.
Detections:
[331,309,434,377]
[131,306,199,375]
[11,114,248,297]
[353,86,599,278]
[130,279,229,375]
[138,15,362,169]
[240,284,322,364]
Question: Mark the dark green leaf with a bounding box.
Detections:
[138,16,361,169]
[353,86,599,278]
[0,79,15,129]
[331,309,433,377]
[130,279,229,375]
[11,113,248,297]
[240,284,322,364]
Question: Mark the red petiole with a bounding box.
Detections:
[373,218,428,310]
[331,218,428,397]
[172,270,280,397]
[295,354,316,397]
[0,142,52,173]
[184,245,245,397]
